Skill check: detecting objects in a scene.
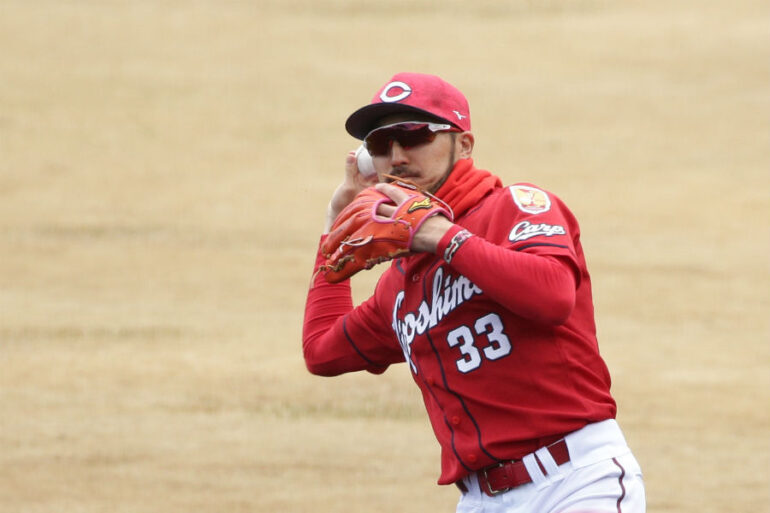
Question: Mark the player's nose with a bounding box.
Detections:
[389,140,409,166]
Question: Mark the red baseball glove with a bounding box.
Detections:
[319,177,453,283]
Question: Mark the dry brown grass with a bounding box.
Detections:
[1,1,768,511]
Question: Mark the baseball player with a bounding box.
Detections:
[303,72,646,512]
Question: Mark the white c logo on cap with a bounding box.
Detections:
[380,81,412,103]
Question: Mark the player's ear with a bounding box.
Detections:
[456,131,474,159]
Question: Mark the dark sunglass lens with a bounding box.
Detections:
[364,123,439,156]
[364,132,390,156]
[397,127,436,149]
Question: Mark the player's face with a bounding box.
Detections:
[366,114,472,194]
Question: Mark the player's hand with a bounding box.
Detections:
[374,183,454,254]
[325,150,379,233]
[319,180,454,283]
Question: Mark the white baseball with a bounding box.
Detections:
[355,145,376,177]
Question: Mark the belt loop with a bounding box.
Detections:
[535,446,561,476]
[535,447,559,476]
[521,453,547,488]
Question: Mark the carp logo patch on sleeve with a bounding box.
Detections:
[509,221,566,242]
[510,185,551,214]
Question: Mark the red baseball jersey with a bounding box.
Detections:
[303,182,616,485]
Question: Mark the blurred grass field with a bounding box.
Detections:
[1,1,768,512]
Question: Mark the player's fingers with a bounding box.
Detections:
[374,183,409,204]
[343,151,362,184]
[347,150,379,187]
[376,202,397,218]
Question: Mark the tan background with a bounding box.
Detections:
[1,1,768,512]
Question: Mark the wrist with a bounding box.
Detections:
[325,183,363,233]
[324,202,338,233]
[437,225,473,263]
[412,216,455,253]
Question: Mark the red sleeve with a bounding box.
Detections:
[302,236,403,376]
[436,226,577,326]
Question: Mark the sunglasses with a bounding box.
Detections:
[363,122,460,157]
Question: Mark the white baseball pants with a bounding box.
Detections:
[455,420,646,513]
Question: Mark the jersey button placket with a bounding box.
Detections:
[411,273,420,282]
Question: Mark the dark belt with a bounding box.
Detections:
[457,439,570,497]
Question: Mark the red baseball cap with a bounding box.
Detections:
[345,72,471,140]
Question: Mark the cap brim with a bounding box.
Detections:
[345,103,455,140]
